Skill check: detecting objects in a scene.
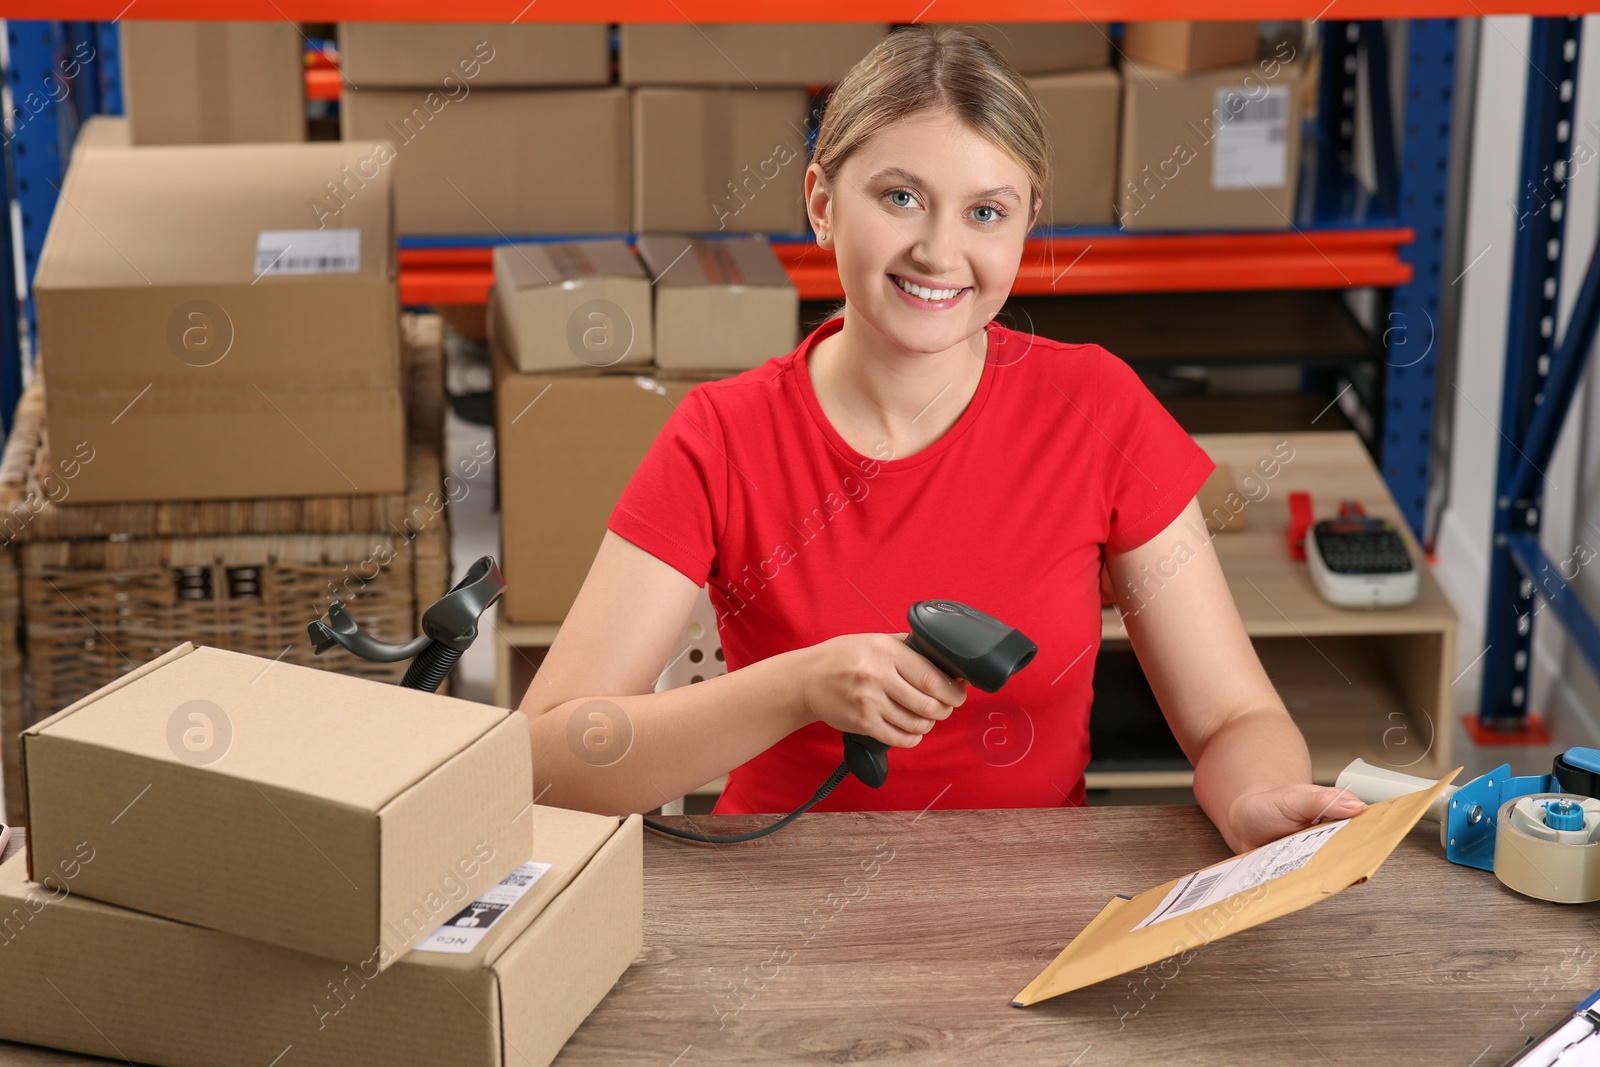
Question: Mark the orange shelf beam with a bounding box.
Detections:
[7,1,1589,15]
[306,67,341,102]
[398,228,1413,306]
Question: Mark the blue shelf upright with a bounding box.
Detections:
[1478,16,1600,733]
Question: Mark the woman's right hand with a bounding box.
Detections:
[798,632,969,747]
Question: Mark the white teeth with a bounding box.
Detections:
[894,276,962,302]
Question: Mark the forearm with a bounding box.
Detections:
[527,646,814,816]
[1191,704,1314,852]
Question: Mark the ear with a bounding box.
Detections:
[804,162,833,247]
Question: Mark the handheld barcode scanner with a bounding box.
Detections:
[309,575,1038,846]
[842,600,1040,789]
[647,599,1038,844]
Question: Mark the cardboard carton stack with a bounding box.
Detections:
[338,23,624,235]
[490,234,798,626]
[121,21,307,144]
[621,24,886,234]
[0,642,642,1066]
[1115,21,1306,230]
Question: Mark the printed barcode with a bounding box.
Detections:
[1228,90,1287,124]
[1172,869,1226,911]
[265,254,358,273]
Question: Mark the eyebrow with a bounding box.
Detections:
[864,166,1025,205]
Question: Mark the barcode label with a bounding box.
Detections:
[1171,869,1225,911]
[1212,86,1290,190]
[254,229,361,277]
[411,860,552,955]
[1132,817,1350,930]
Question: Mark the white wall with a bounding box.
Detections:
[1435,16,1600,747]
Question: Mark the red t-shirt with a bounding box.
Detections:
[606,314,1214,815]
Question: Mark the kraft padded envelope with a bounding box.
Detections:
[1013,768,1461,1005]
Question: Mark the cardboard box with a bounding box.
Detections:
[491,330,720,624]
[21,643,535,967]
[1029,68,1121,227]
[633,87,808,234]
[493,241,653,373]
[0,806,641,1067]
[1121,21,1261,74]
[71,114,130,154]
[1117,58,1304,231]
[636,235,799,372]
[121,21,305,144]
[960,22,1111,74]
[338,22,611,87]
[1013,770,1459,1004]
[342,87,630,236]
[32,142,405,503]
[619,23,888,86]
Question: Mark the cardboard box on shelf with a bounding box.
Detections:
[121,21,305,144]
[338,22,611,87]
[493,241,653,373]
[0,806,640,1067]
[32,141,405,503]
[636,235,799,372]
[632,87,809,234]
[70,114,130,155]
[619,23,888,86]
[491,322,722,624]
[341,86,630,236]
[959,22,1111,74]
[1029,67,1121,227]
[1116,57,1304,232]
[1121,20,1261,74]
[21,643,535,967]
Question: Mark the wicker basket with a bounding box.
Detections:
[0,314,454,824]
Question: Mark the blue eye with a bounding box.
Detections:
[974,205,1005,224]
[887,190,915,208]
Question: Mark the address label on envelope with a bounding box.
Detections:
[1013,769,1461,1006]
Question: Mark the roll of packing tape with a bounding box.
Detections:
[1493,793,1600,904]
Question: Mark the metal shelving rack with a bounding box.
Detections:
[0,3,1591,740]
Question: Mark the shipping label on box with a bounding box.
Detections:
[0,807,642,1067]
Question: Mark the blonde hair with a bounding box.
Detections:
[812,25,1051,220]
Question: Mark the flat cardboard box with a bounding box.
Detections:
[21,643,535,967]
[121,21,305,144]
[0,806,641,1067]
[959,22,1111,74]
[619,23,888,86]
[1014,770,1461,1004]
[1117,57,1304,231]
[1121,20,1261,74]
[32,142,405,503]
[491,327,720,624]
[339,22,611,87]
[493,241,653,373]
[342,87,630,236]
[633,87,809,234]
[1029,68,1121,227]
[636,235,799,372]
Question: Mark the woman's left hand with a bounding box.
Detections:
[1226,783,1366,853]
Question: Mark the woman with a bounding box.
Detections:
[524,25,1363,853]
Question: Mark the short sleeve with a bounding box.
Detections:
[1093,350,1216,555]
[606,385,727,586]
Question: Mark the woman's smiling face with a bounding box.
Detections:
[806,106,1038,355]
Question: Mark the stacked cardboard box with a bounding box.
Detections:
[121,21,306,144]
[624,24,886,234]
[490,234,797,625]
[338,23,625,235]
[1,642,642,1066]
[33,140,406,503]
